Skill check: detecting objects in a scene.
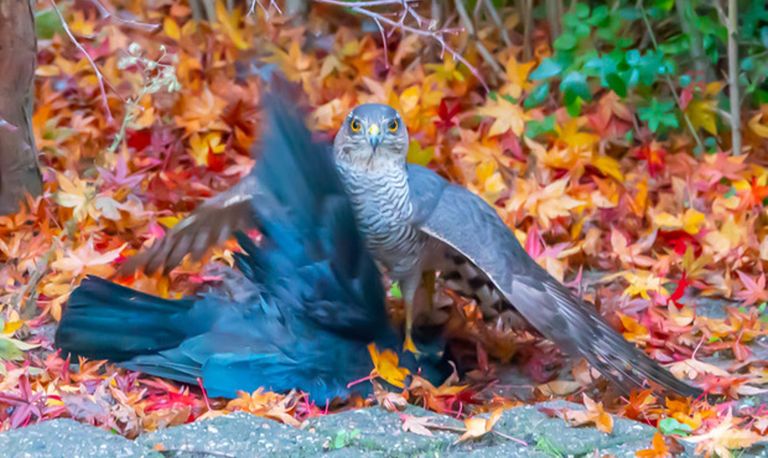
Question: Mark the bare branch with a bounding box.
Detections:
[454,0,504,78]
[49,0,115,124]
[315,0,489,90]
[726,0,741,154]
[638,0,704,153]
[89,0,160,31]
[482,0,512,48]
[248,0,282,18]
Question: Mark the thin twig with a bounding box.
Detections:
[453,0,504,78]
[316,0,489,90]
[89,0,160,31]
[726,0,741,154]
[423,423,529,447]
[248,0,282,18]
[10,251,52,313]
[49,0,114,123]
[482,0,512,47]
[638,0,704,153]
[520,0,533,60]
[674,0,709,80]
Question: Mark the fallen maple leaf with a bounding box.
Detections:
[367,343,410,389]
[636,431,671,458]
[666,357,729,380]
[685,410,765,458]
[476,96,527,137]
[456,408,503,443]
[399,413,434,437]
[544,394,614,434]
[734,271,768,306]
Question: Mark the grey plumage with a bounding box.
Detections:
[123,100,701,398]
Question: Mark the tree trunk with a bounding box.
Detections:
[0,0,41,215]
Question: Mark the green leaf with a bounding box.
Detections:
[389,282,402,299]
[560,71,591,104]
[530,58,563,80]
[0,336,37,362]
[638,98,678,133]
[575,3,590,19]
[606,73,627,97]
[565,98,583,117]
[652,0,675,12]
[36,8,64,40]
[525,115,556,138]
[588,6,609,26]
[524,83,549,108]
[659,418,693,436]
[554,33,578,51]
[573,23,591,39]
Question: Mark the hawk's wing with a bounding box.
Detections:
[407,164,701,397]
[120,173,262,275]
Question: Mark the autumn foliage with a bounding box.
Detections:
[2,1,768,455]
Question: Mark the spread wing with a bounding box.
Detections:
[120,173,262,275]
[408,165,701,397]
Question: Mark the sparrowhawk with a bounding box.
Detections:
[55,93,448,401]
[122,94,701,398]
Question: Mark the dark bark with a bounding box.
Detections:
[0,0,42,215]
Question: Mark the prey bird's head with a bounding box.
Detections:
[334,104,408,170]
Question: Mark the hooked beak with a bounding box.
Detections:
[367,124,383,152]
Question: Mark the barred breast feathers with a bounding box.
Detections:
[336,164,424,276]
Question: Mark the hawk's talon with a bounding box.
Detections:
[403,334,420,354]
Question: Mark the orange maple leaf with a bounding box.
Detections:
[367,343,411,389]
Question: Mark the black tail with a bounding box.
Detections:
[55,277,195,362]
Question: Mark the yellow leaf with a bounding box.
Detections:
[618,271,667,300]
[456,408,503,443]
[500,56,535,98]
[536,380,581,396]
[407,140,434,166]
[682,208,705,235]
[749,113,768,138]
[2,320,23,335]
[526,177,583,228]
[215,0,248,50]
[367,343,410,388]
[163,17,181,40]
[476,97,527,137]
[476,160,496,184]
[653,212,682,230]
[188,132,225,167]
[35,65,61,77]
[686,410,765,458]
[592,154,624,181]
[557,394,614,434]
[618,313,650,344]
[399,86,421,115]
[685,99,717,135]
[158,216,180,228]
[557,118,599,150]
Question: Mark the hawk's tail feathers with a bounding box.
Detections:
[541,278,703,398]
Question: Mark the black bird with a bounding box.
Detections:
[55,90,448,401]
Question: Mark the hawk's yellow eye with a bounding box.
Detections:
[388,119,399,132]
[350,119,362,132]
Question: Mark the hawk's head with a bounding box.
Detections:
[333,104,409,170]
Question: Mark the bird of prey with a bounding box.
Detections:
[122,95,701,398]
[55,93,448,401]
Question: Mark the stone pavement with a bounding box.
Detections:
[0,400,725,458]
